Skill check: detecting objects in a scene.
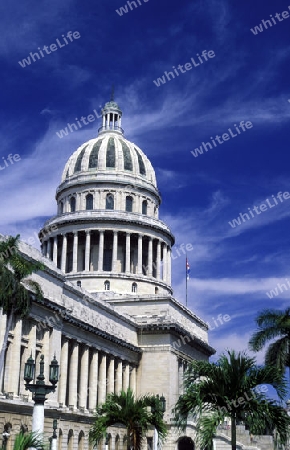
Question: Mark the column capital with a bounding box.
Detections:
[85,229,91,235]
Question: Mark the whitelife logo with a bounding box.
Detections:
[250,6,290,35]
[191,121,253,158]
[18,31,81,68]
[228,191,290,228]
[153,50,215,87]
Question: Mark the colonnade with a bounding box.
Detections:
[42,229,172,284]
[59,337,136,411]
[0,313,137,412]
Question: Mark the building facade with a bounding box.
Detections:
[0,99,215,450]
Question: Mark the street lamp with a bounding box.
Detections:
[24,354,59,434]
[152,395,166,450]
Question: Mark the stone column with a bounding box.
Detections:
[0,311,7,392]
[122,363,130,392]
[58,338,69,406]
[107,357,115,394]
[162,243,167,282]
[178,359,184,395]
[79,346,89,410]
[98,231,104,271]
[85,230,91,272]
[98,353,107,405]
[112,231,118,272]
[156,241,161,279]
[137,235,143,275]
[4,318,22,395]
[88,349,98,411]
[53,236,58,265]
[19,321,37,397]
[167,247,172,285]
[68,341,79,408]
[129,367,136,395]
[73,232,78,272]
[49,327,62,406]
[46,238,52,260]
[125,233,131,273]
[148,237,153,277]
[115,360,123,394]
[61,234,67,273]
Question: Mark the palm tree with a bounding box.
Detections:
[249,308,290,376]
[173,350,290,450]
[89,388,167,450]
[0,235,44,375]
[11,431,45,450]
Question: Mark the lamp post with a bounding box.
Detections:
[152,395,166,450]
[24,354,59,434]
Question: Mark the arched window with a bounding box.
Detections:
[104,280,110,291]
[134,148,146,175]
[68,430,74,450]
[126,196,133,212]
[77,281,81,287]
[86,193,93,210]
[78,431,85,450]
[70,197,76,212]
[155,287,159,295]
[89,140,102,169]
[74,146,87,173]
[132,283,137,293]
[120,140,133,171]
[106,193,114,210]
[142,200,147,215]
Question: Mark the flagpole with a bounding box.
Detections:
[186,255,188,307]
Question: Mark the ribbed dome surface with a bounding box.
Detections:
[61,133,157,188]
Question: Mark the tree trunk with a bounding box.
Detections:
[0,311,14,378]
[127,428,131,450]
[231,413,236,450]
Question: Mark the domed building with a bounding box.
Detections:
[40,100,174,297]
[0,99,215,450]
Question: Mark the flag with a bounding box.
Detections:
[186,258,190,280]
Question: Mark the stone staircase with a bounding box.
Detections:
[213,424,274,450]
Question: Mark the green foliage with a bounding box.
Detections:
[173,350,290,450]
[89,388,167,450]
[249,308,290,372]
[0,234,44,317]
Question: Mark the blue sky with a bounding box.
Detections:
[1,0,290,393]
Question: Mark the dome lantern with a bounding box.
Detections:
[98,92,123,135]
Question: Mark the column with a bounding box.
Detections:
[148,237,153,277]
[115,360,123,394]
[61,234,67,273]
[4,318,22,395]
[46,238,52,260]
[129,367,136,395]
[156,241,161,279]
[42,329,50,383]
[112,231,118,272]
[98,353,107,405]
[68,341,79,408]
[49,327,62,406]
[73,232,78,272]
[162,243,167,282]
[79,346,89,410]
[88,349,98,411]
[53,236,58,265]
[0,311,7,392]
[19,321,37,397]
[167,247,172,285]
[58,338,69,406]
[85,230,91,272]
[178,359,184,395]
[137,234,143,275]
[98,231,104,271]
[125,233,131,273]
[122,363,130,392]
[107,357,115,394]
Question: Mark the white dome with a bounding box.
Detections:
[61,133,157,190]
